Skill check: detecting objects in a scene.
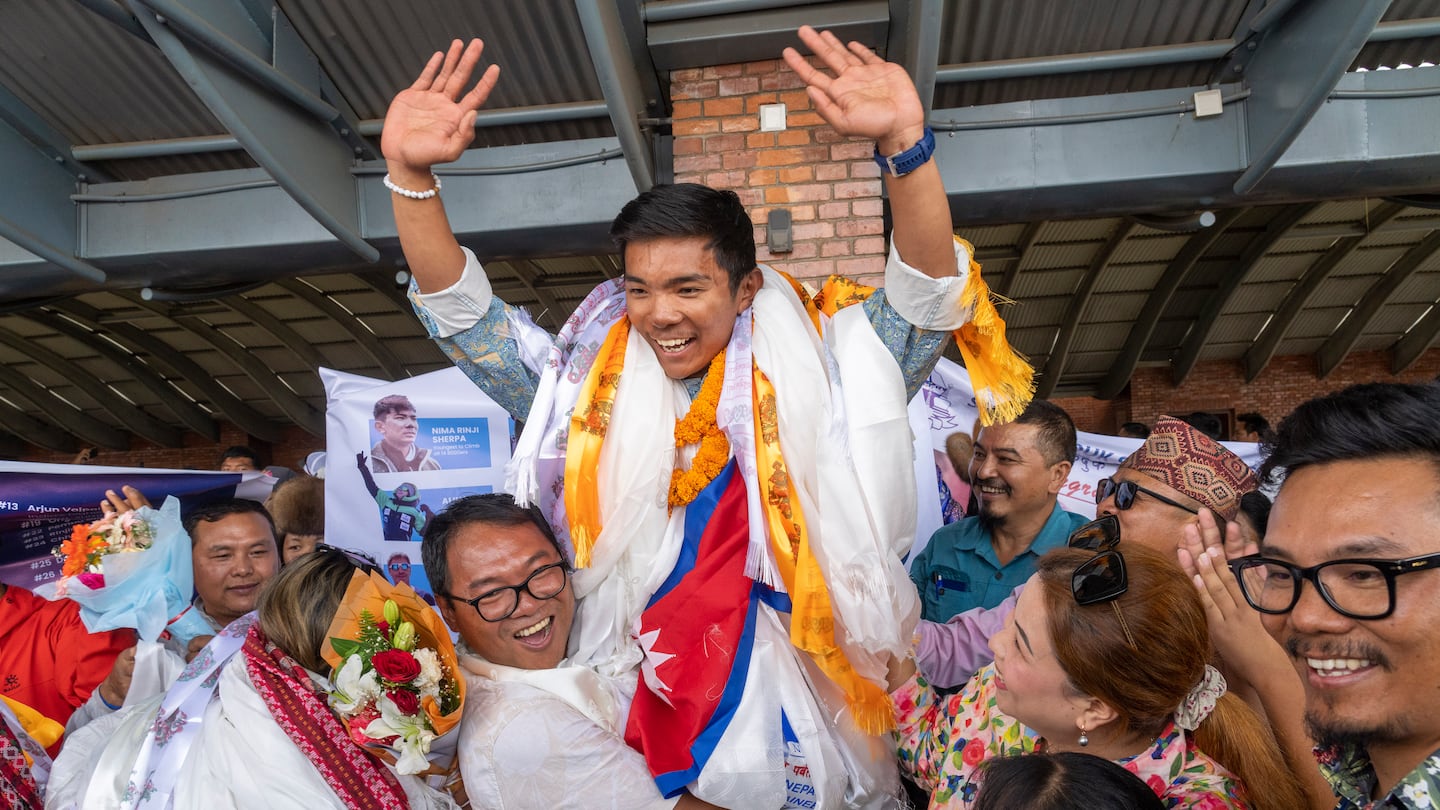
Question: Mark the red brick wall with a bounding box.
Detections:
[670,59,887,287]
[19,424,322,474]
[1055,349,1440,435]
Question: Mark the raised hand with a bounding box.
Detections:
[100,485,151,517]
[782,25,925,154]
[382,39,501,175]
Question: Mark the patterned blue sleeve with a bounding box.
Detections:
[863,288,951,400]
[415,294,542,423]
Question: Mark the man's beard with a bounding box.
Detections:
[1307,709,1410,752]
[977,504,1006,532]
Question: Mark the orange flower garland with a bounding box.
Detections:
[668,349,731,507]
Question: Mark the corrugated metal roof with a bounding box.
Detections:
[279,0,614,149]
[935,0,1250,109]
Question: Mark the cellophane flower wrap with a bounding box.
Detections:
[37,496,211,647]
[323,570,464,775]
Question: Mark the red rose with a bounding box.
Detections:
[961,738,986,767]
[375,619,390,636]
[371,649,421,683]
[387,688,421,715]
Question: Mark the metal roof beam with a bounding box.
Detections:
[1096,209,1242,400]
[0,86,108,285]
[119,294,324,435]
[1242,202,1406,381]
[1317,229,1440,377]
[937,40,1235,85]
[1392,300,1440,374]
[931,67,1440,227]
[124,0,378,263]
[887,0,942,114]
[577,0,659,192]
[1231,0,1392,195]
[0,367,129,450]
[510,259,567,332]
[0,400,79,454]
[0,139,634,303]
[219,293,328,372]
[0,325,183,447]
[48,300,284,442]
[1171,204,1317,385]
[997,221,1043,298]
[276,279,409,380]
[1036,221,1135,399]
[23,310,219,441]
[647,0,888,70]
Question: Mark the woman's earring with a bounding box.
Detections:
[1078,727,1089,747]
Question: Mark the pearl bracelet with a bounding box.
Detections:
[383,172,442,200]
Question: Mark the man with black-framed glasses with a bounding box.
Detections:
[1245,382,1440,809]
[421,494,718,810]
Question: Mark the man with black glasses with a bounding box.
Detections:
[1229,382,1440,809]
[422,494,716,809]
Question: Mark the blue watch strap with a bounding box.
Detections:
[873,126,936,177]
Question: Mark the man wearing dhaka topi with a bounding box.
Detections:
[382,25,1031,808]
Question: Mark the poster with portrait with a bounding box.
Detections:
[907,358,1264,561]
[0,464,275,590]
[322,367,514,604]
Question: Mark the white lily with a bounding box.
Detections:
[330,655,381,713]
[364,693,437,775]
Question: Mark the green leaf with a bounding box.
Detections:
[330,637,362,659]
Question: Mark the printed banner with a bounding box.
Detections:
[0,464,275,590]
[908,359,1263,560]
[322,367,514,604]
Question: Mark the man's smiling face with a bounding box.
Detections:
[622,236,761,380]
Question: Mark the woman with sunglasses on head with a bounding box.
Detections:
[890,541,1305,810]
[47,545,462,809]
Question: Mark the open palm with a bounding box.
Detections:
[381,39,500,171]
[782,25,924,148]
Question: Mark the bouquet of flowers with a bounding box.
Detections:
[324,570,464,775]
[38,497,212,648]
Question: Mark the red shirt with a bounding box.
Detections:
[0,585,133,726]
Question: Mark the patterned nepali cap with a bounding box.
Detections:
[1120,416,1258,520]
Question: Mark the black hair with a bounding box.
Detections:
[1261,382,1440,484]
[1008,399,1078,466]
[1236,411,1274,442]
[1181,411,1223,441]
[974,752,1165,810]
[183,498,277,547]
[609,183,756,293]
[1118,422,1151,439]
[421,493,566,599]
[1238,490,1272,540]
[373,394,416,420]
[218,445,261,467]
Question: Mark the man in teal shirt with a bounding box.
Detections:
[909,400,1087,620]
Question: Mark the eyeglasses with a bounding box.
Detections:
[1065,515,1137,649]
[1094,477,1199,515]
[388,562,411,573]
[447,562,569,623]
[1229,552,1440,620]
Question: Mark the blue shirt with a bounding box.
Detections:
[909,503,1090,621]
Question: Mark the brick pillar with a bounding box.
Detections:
[670,59,888,288]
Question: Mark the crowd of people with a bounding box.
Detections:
[0,23,1437,810]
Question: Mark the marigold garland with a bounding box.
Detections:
[668,349,730,507]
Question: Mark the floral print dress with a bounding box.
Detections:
[892,665,1251,809]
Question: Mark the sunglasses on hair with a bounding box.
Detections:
[315,544,381,574]
[1065,515,1137,648]
[1094,477,1199,515]
[1067,516,1126,606]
